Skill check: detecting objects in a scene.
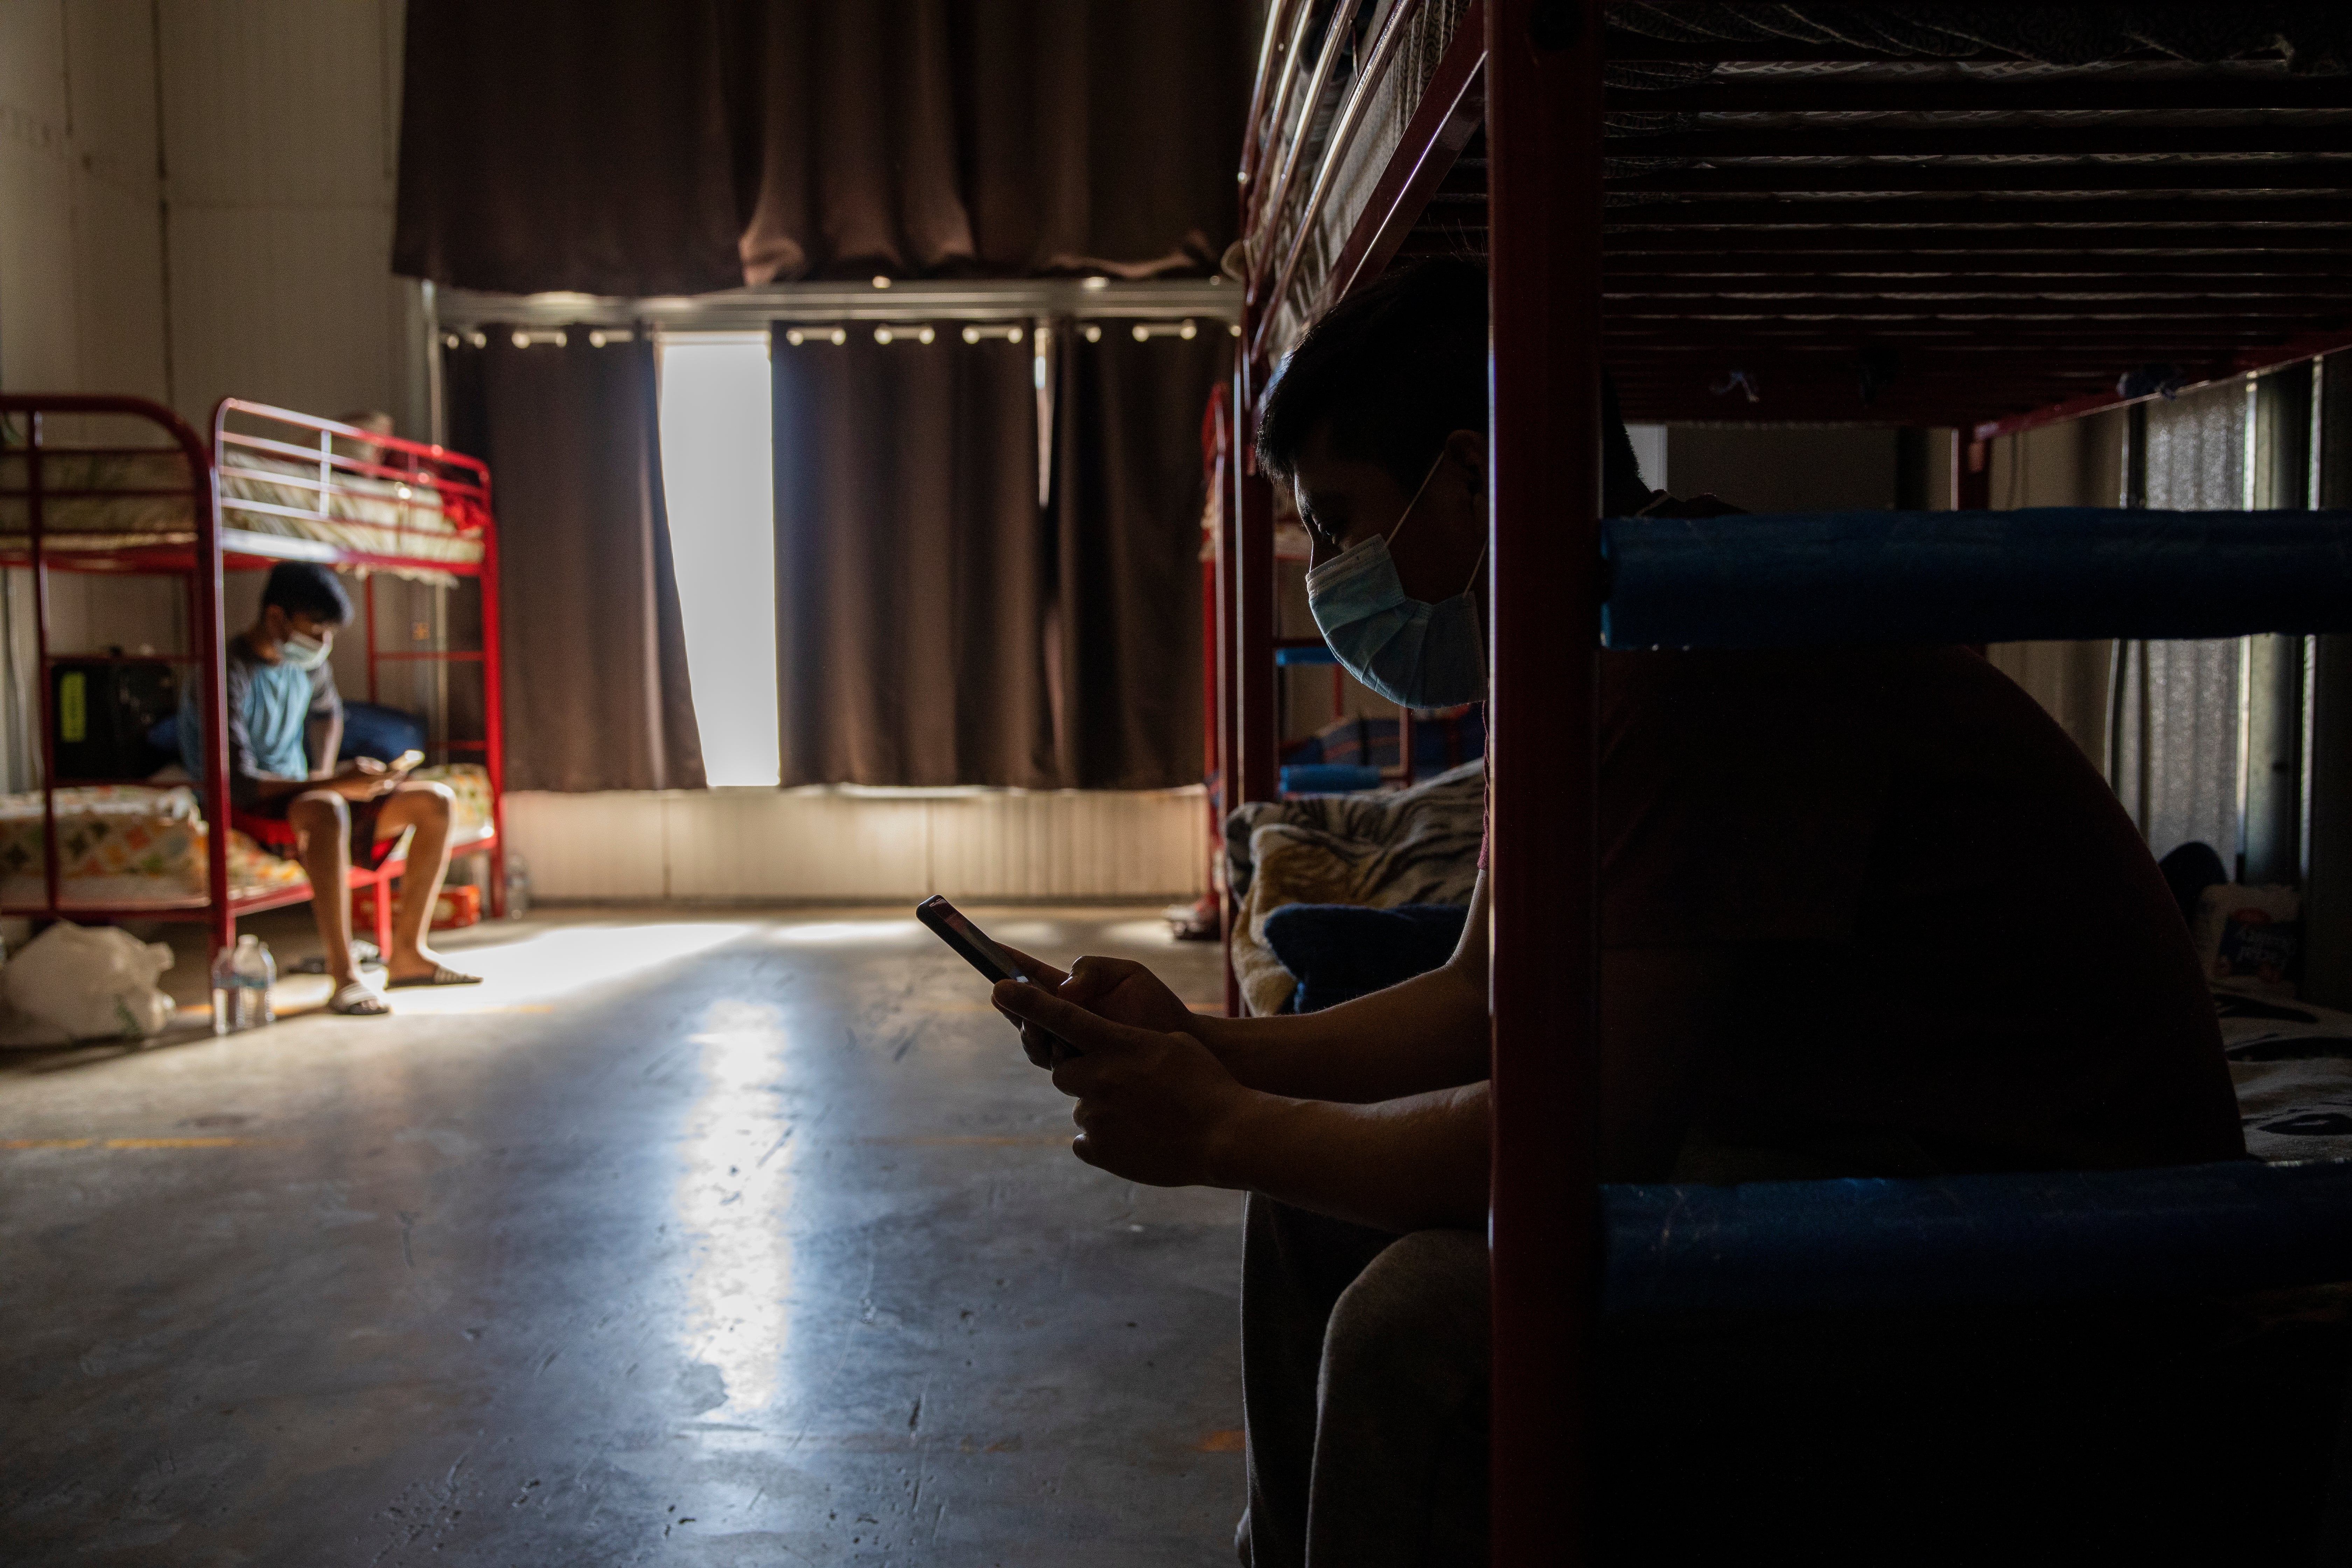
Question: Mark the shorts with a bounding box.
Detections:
[239,788,398,872]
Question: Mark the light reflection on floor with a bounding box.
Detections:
[4,904,1242,1564]
[764,919,926,946]
[676,998,797,1420]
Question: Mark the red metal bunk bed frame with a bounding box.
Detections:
[1221,2,2352,1558]
[0,394,506,967]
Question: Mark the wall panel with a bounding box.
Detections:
[156,0,392,206]
[165,206,403,424]
[0,0,80,392]
[498,791,670,902]
[505,789,1208,904]
[157,0,408,432]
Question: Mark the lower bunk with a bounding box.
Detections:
[0,764,495,918]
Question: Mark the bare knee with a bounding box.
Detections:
[401,780,455,825]
[1321,1230,1490,1404]
[284,791,347,843]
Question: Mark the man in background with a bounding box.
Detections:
[181,561,478,1015]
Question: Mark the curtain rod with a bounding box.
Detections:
[435,276,1242,331]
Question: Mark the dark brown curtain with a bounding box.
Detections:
[737,1,1251,282]
[773,330,1053,787]
[443,337,707,792]
[774,323,1225,789]
[1051,327,1223,787]
[396,1,1251,296]
[394,3,748,298]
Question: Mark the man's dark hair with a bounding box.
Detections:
[1255,256,1651,515]
[260,561,352,625]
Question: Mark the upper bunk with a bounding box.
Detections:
[0,398,493,582]
[1238,1,2352,431]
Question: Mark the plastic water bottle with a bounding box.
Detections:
[210,944,239,1035]
[504,853,531,919]
[211,934,276,1034]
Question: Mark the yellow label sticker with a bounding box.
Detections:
[58,671,85,744]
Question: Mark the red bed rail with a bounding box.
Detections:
[0,393,508,963]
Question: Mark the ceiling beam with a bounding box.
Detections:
[1609,126,2352,161]
[1596,226,2352,253]
[1604,198,2352,226]
[1609,162,2352,196]
[1600,254,2352,278]
[1602,36,2185,64]
[1604,74,2349,114]
[1602,298,2352,315]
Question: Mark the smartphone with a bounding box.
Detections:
[916,896,1029,984]
[389,748,425,775]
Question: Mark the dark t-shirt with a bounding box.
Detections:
[1500,645,2244,1177]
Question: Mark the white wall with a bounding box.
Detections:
[0,0,172,401]
[0,0,418,432]
[505,788,1211,903]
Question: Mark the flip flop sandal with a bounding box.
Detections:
[327,981,392,1017]
[386,964,484,989]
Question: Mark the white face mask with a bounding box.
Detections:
[279,629,331,671]
[1303,452,1488,710]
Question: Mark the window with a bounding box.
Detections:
[657,334,780,787]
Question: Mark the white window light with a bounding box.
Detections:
[656,334,782,788]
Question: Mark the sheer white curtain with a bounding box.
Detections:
[2110,384,2248,866]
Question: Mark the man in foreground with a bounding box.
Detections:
[990,259,2243,1566]
[181,561,478,1016]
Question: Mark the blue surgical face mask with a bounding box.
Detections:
[1304,453,1487,710]
[279,629,331,671]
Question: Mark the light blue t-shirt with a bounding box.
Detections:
[178,634,338,809]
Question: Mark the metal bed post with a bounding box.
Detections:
[1235,372,1280,810]
[1220,365,1250,1016]
[28,413,60,917]
[477,468,508,917]
[1487,2,1604,1562]
[192,413,234,961]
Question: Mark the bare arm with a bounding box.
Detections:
[991,925,1744,1226]
[1001,873,1493,1106]
[994,981,1493,1232]
[1190,870,1491,1102]
[1217,1082,1491,1231]
[307,711,343,780]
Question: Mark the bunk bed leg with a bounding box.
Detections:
[1487,3,1605,1563]
[1225,357,1276,1015]
[28,414,63,920]
[479,491,509,919]
[195,407,235,967]
[1236,451,1279,805]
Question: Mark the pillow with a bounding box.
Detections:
[1262,903,1471,1015]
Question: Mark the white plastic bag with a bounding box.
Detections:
[0,921,176,1043]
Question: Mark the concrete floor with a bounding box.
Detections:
[0,904,1243,1566]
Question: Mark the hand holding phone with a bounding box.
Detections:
[916,896,1031,984]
